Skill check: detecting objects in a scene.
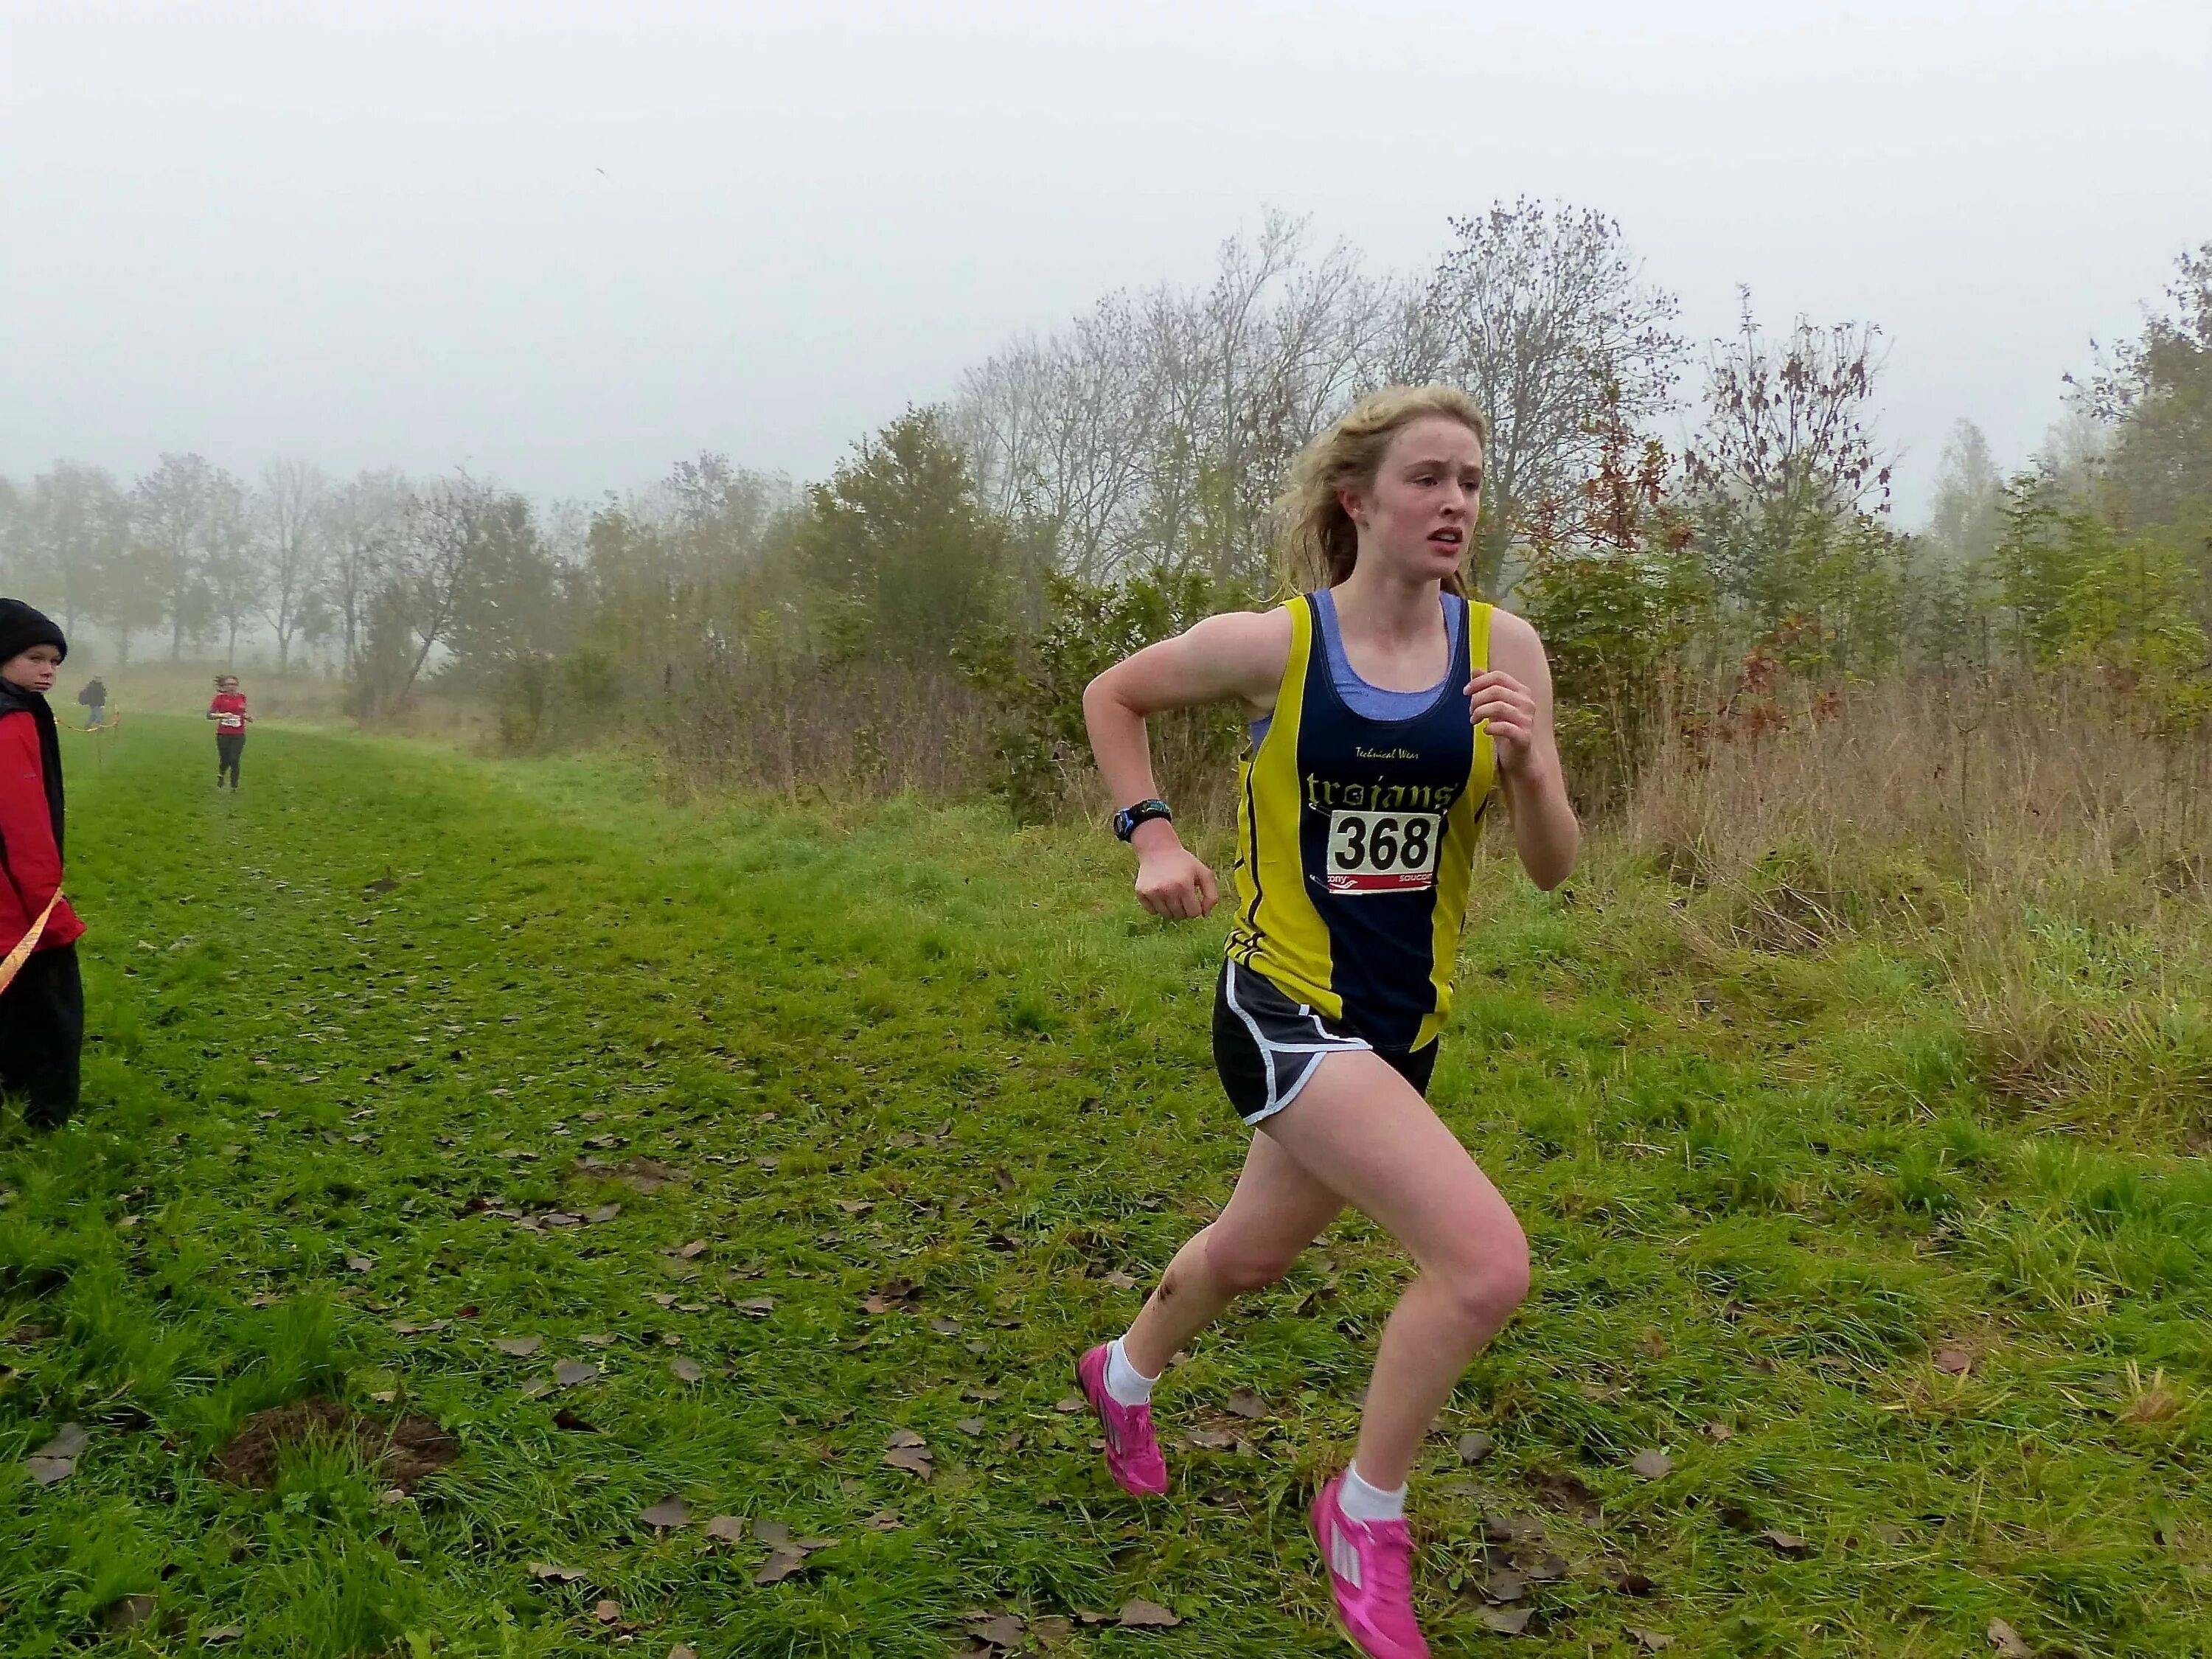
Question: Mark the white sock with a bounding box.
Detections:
[1104,1338,1158,1407]
[1338,1461,1407,1523]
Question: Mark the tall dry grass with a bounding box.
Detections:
[1618,674,2212,1135]
[652,653,997,801]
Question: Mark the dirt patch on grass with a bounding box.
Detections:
[209,1398,459,1491]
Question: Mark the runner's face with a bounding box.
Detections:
[1,645,61,693]
[1347,417,1484,584]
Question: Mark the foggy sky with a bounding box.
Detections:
[4,0,2210,521]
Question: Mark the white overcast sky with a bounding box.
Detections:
[4,0,2209,521]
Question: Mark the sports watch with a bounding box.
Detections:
[1112,799,1174,842]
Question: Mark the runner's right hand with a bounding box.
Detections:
[1135,845,1220,920]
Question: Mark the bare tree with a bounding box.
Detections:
[385,472,497,706]
[322,469,410,672]
[1684,291,1893,628]
[131,452,222,658]
[1401,199,1685,595]
[201,470,265,664]
[257,458,329,672]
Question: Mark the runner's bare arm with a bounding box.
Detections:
[1082,608,1292,920]
[1467,609,1578,891]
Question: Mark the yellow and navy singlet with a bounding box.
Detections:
[1225,591,1495,1052]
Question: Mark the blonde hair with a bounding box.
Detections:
[1274,385,1490,599]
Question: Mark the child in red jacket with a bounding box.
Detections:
[0,599,85,1128]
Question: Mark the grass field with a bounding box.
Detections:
[2,716,2208,1657]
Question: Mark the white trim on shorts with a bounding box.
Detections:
[1222,959,1370,1126]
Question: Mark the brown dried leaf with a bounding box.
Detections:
[734,1298,775,1318]
[754,1545,807,1585]
[669,1646,698,1659]
[1186,1427,1237,1450]
[676,1239,709,1260]
[1987,1619,2032,1659]
[1759,1528,1812,1557]
[1700,1421,1734,1442]
[26,1455,74,1487]
[1479,1569,1529,1604]
[1933,1346,1974,1376]
[639,1497,690,1531]
[554,1360,598,1388]
[527,1562,588,1583]
[956,1418,987,1436]
[1480,1606,1533,1635]
[101,1595,157,1632]
[1457,1430,1495,1464]
[883,1446,934,1478]
[347,1256,375,1273]
[1103,1270,1138,1290]
[1630,1449,1672,1481]
[493,1335,543,1357]
[1224,1388,1267,1420]
[864,1509,902,1530]
[1030,1615,1073,1646]
[1627,1630,1675,1652]
[705,1515,748,1543]
[586,1203,622,1224]
[1118,1599,1180,1628]
[886,1427,928,1448]
[593,1598,622,1624]
[754,1520,791,1546]
[1053,1396,1084,1414]
[967,1613,1026,1648]
[670,1357,705,1384]
[204,1627,245,1644]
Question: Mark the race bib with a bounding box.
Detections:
[1324,810,1442,894]
[220,714,244,729]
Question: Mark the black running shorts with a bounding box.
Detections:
[1211,960,1439,1126]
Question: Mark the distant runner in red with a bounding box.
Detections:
[208,675,252,790]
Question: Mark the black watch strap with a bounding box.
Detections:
[1113,799,1173,842]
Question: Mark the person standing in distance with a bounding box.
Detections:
[208,674,251,790]
[1074,386,1579,1658]
[0,599,87,1129]
[76,675,108,729]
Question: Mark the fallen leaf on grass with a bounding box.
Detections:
[1988,1619,2032,1658]
[392,1320,448,1336]
[675,1239,709,1260]
[521,1377,552,1399]
[1614,1569,1658,1596]
[1630,1449,1672,1480]
[640,1498,690,1531]
[1627,1630,1674,1652]
[956,1418,987,1436]
[734,1298,775,1318]
[1053,1396,1084,1413]
[1933,1346,1974,1376]
[552,1409,599,1433]
[1759,1528,1812,1557]
[1700,1421,1734,1442]
[1186,1427,1239,1450]
[864,1510,903,1530]
[574,1333,616,1348]
[1103,1270,1138,1290]
[1119,1599,1180,1628]
[203,1627,245,1644]
[100,1594,157,1632]
[1224,1388,1267,1419]
[1457,1430,1494,1464]
[883,1433,934,1478]
[1029,1615,1072,1646]
[669,1646,698,1659]
[754,1521,791,1545]
[1479,1569,1528,1604]
[928,1316,961,1335]
[593,1599,622,1624]
[967,1613,1026,1648]
[346,1257,375,1273]
[25,1422,88,1487]
[670,1357,704,1384]
[586,1203,622,1224]
[704,1515,748,1543]
[554,1360,599,1388]
[493,1336,543,1357]
[754,1546,807,1585]
[1517,1551,1568,1583]
[1480,1605,1533,1635]
[527,1563,588,1583]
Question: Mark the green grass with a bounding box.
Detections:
[1,716,2208,1656]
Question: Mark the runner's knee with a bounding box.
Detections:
[1433,1214,1530,1331]
[1203,1225,1305,1294]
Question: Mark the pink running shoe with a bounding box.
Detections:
[1076,1344,1168,1496]
[1311,1473,1428,1659]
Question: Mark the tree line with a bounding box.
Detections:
[4,205,2205,813]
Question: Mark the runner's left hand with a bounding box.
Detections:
[1466,669,1538,776]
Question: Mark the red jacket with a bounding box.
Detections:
[0,709,83,954]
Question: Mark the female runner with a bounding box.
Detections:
[208,674,251,790]
[1076,386,1579,1658]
